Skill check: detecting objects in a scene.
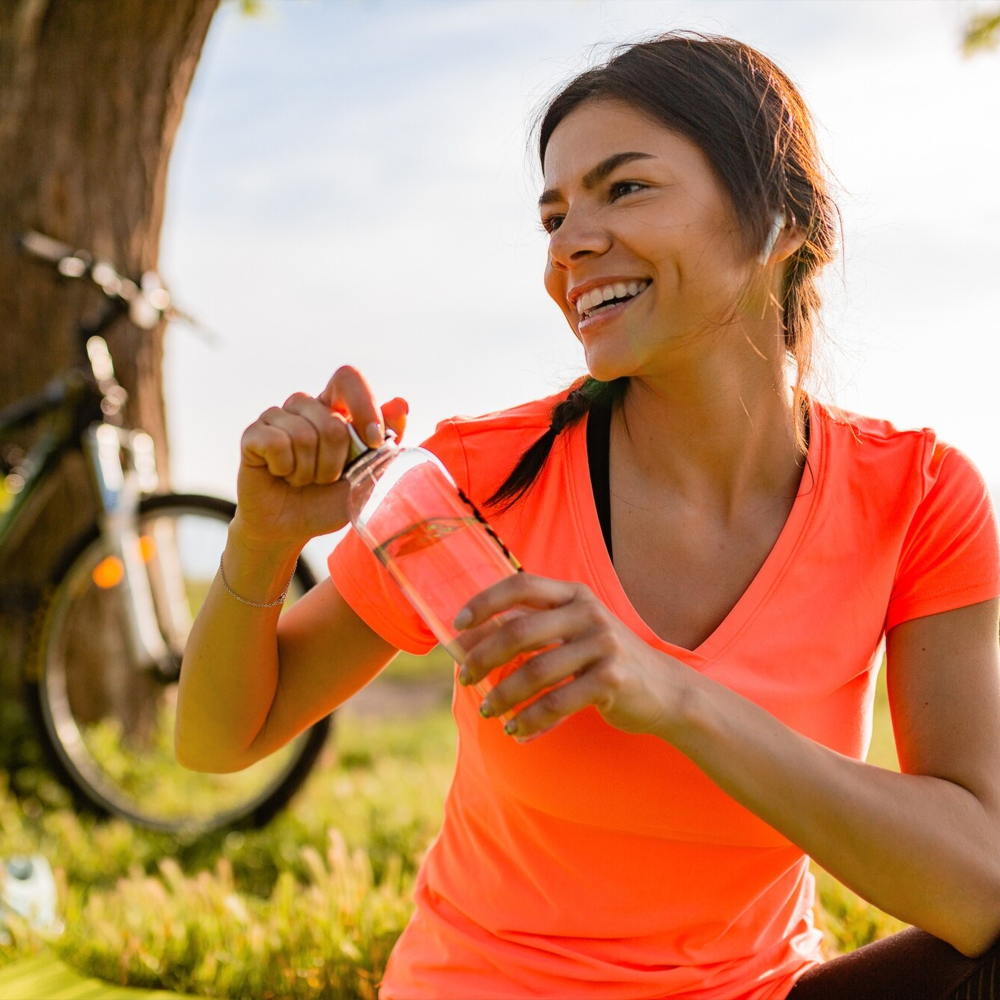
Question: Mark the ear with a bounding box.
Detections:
[759,212,806,265]
[772,226,807,263]
[771,216,807,264]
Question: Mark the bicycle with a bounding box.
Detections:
[0,231,330,836]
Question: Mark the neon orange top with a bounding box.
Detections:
[328,390,1000,1000]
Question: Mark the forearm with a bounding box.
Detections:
[175,522,301,772]
[667,671,1000,956]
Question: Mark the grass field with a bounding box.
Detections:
[0,646,907,998]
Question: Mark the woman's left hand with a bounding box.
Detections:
[454,573,690,742]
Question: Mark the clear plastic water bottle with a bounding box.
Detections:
[0,855,60,942]
[343,424,553,720]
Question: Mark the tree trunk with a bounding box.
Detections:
[0,0,219,749]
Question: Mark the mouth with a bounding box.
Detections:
[574,279,651,327]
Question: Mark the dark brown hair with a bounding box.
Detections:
[485,30,839,514]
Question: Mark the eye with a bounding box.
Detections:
[539,181,645,234]
[609,180,646,201]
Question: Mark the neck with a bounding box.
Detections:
[612,358,805,519]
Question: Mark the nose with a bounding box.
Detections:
[547,210,611,271]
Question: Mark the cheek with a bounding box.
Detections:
[543,259,567,308]
[663,232,745,310]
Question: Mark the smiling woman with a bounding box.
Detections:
[487,35,838,517]
[176,28,1000,1000]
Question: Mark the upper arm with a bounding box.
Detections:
[885,598,1000,809]
[246,576,400,760]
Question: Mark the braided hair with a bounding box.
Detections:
[486,376,627,514]
[484,31,839,516]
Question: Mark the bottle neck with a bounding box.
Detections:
[344,439,400,485]
[342,424,399,479]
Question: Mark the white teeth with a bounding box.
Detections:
[575,279,650,317]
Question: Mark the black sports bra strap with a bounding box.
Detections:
[586,399,614,564]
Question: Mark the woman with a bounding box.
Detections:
[176,32,1000,1000]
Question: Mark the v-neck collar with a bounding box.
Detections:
[569,395,825,667]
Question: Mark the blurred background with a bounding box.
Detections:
[159,0,1000,573]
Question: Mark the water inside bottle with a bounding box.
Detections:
[373,515,516,667]
[373,516,569,733]
[374,516,481,562]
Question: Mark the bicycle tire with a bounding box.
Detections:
[27,492,331,836]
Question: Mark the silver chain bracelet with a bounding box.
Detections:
[218,553,294,609]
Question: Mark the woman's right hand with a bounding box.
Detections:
[232,366,409,551]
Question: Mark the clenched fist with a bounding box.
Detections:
[232,366,409,551]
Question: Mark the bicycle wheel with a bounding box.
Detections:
[28,493,331,835]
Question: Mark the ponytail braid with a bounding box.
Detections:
[484,376,628,515]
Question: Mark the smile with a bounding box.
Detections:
[576,280,650,320]
[574,280,650,331]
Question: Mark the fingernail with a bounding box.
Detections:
[458,669,471,687]
[453,608,472,630]
[479,700,493,718]
[504,719,518,736]
[365,422,383,448]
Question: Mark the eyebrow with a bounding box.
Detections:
[538,151,657,208]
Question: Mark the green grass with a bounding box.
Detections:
[0,649,908,994]
[381,643,454,682]
[0,953,198,998]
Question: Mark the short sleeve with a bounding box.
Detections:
[327,419,471,655]
[885,442,1000,631]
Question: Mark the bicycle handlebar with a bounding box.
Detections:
[17,231,208,338]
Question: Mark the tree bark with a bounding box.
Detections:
[0,0,219,729]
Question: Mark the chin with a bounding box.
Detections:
[583,348,638,384]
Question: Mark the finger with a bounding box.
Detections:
[317,366,385,448]
[460,602,589,685]
[501,658,615,743]
[380,396,409,443]
[450,614,513,664]
[283,393,351,484]
[453,574,584,632]
[241,421,295,476]
[259,408,319,487]
[477,631,609,720]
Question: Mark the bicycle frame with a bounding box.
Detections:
[82,420,172,670]
[0,338,186,672]
[0,374,84,554]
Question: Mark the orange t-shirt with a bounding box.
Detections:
[328,390,1000,1000]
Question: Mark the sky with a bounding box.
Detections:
[158,0,1000,574]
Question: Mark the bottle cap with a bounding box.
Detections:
[344,423,397,473]
[345,422,368,464]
